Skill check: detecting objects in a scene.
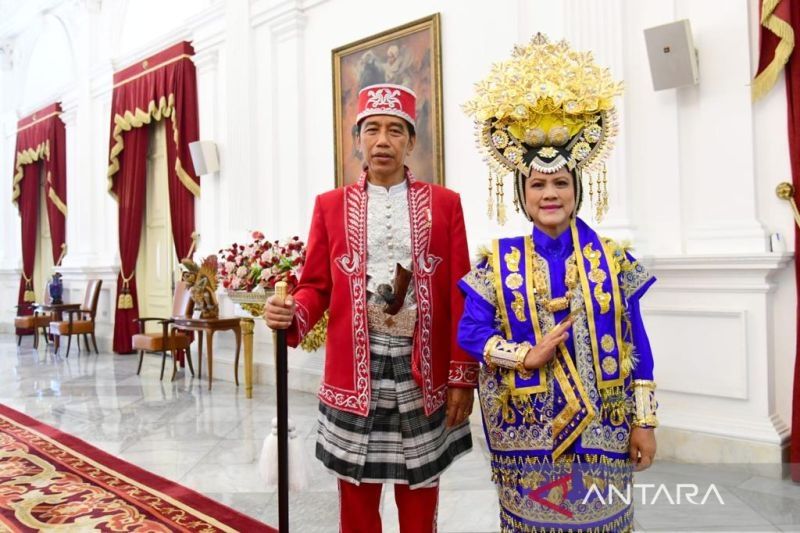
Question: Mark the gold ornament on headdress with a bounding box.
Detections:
[463,33,623,224]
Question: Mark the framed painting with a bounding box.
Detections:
[332,13,444,187]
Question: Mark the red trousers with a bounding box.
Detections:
[338,479,439,533]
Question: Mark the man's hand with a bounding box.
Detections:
[629,426,656,471]
[264,295,296,330]
[445,387,475,427]
[523,318,572,370]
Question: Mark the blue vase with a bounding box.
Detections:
[49,273,63,304]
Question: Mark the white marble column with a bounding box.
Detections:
[674,0,767,253]
[0,91,20,330]
[58,90,87,265]
[0,40,20,272]
[190,3,225,257]
[220,0,257,235]
[562,0,634,240]
[251,0,307,239]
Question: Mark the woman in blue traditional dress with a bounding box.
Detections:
[458,34,658,533]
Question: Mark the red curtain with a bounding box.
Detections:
[15,165,39,333]
[107,42,200,353]
[47,118,67,266]
[111,127,148,353]
[11,104,68,334]
[783,1,800,484]
[755,0,800,482]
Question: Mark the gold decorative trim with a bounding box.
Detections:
[511,234,547,395]
[113,54,193,89]
[107,94,200,200]
[571,221,603,384]
[12,140,50,207]
[16,110,61,133]
[551,346,596,460]
[752,0,795,101]
[582,243,611,314]
[46,171,67,216]
[491,239,512,338]
[599,236,625,389]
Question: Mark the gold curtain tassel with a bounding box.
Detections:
[184,232,199,260]
[776,182,800,229]
[118,270,136,309]
[56,243,67,266]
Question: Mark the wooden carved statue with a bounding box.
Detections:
[181,255,219,319]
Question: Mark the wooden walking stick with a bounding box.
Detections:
[274,280,289,532]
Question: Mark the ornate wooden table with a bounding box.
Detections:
[34,302,80,321]
[34,303,81,351]
[170,317,245,393]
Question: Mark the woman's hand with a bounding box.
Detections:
[629,426,657,471]
[264,295,296,330]
[522,318,572,370]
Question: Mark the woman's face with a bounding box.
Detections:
[524,167,576,237]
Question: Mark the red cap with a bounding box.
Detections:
[356,84,416,127]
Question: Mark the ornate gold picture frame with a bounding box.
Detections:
[332,13,444,187]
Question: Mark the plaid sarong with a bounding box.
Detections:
[316,331,472,488]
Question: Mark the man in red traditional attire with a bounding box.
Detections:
[265,83,478,532]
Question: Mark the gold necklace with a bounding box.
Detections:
[531,247,578,313]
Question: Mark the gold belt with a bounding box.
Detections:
[367,302,417,338]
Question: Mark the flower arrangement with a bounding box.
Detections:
[218,232,306,292]
[219,231,327,352]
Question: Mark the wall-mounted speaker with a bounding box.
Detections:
[643,19,699,91]
[188,140,219,175]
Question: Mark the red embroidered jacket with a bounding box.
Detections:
[287,170,479,416]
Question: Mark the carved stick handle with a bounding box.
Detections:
[274,281,288,305]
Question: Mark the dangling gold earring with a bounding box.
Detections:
[487,170,494,219]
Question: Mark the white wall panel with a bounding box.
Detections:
[645,307,748,399]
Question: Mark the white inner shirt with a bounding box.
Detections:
[365,179,416,307]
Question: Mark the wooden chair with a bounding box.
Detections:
[13,292,53,349]
[49,279,102,357]
[132,281,196,381]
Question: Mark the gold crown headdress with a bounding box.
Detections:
[463,33,623,224]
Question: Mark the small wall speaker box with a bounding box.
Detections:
[643,19,699,91]
[189,140,219,175]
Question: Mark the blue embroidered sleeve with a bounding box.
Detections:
[620,251,655,303]
[623,252,656,380]
[629,296,654,380]
[457,259,503,365]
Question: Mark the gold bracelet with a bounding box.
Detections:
[483,335,532,373]
[514,342,531,372]
[483,335,501,368]
[632,380,658,427]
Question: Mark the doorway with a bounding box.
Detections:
[136,121,175,327]
[32,166,54,301]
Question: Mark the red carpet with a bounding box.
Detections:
[0,403,276,532]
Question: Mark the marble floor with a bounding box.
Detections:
[1,334,800,532]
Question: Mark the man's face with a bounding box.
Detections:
[357,115,415,178]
